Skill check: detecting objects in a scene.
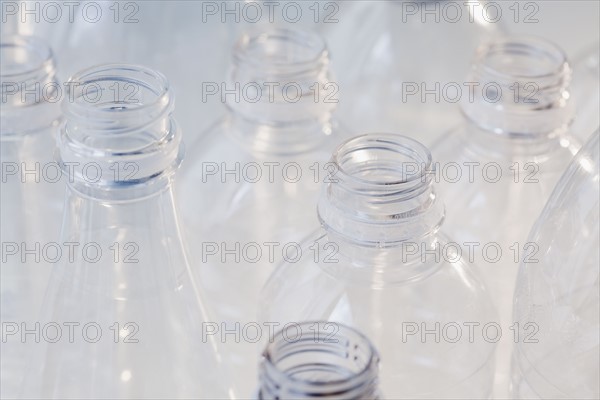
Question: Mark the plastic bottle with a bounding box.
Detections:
[0,35,63,399]
[20,64,231,399]
[177,28,350,396]
[260,133,497,399]
[430,36,581,396]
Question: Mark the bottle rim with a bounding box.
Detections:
[63,63,173,123]
[260,321,379,398]
[475,35,569,82]
[233,27,328,72]
[0,34,54,80]
[331,133,434,190]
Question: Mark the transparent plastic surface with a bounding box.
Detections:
[0,35,64,398]
[258,322,380,400]
[512,130,599,399]
[571,43,600,141]
[1,1,235,143]
[260,134,497,399]
[177,28,350,397]
[430,36,581,396]
[337,0,503,144]
[20,65,230,399]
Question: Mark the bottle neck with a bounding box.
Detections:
[225,28,336,155]
[461,36,573,137]
[58,64,183,201]
[318,134,445,247]
[1,35,61,136]
[259,322,380,400]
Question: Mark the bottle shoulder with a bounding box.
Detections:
[266,231,490,292]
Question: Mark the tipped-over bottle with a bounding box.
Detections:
[512,130,599,399]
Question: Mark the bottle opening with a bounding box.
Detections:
[318,134,444,246]
[332,133,433,190]
[479,36,568,82]
[234,28,328,76]
[59,64,181,194]
[65,63,172,119]
[259,322,379,399]
[1,35,60,136]
[226,28,335,153]
[1,35,53,78]
[463,36,573,135]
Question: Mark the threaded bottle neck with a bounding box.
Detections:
[1,35,60,135]
[59,64,183,199]
[318,134,445,246]
[259,322,380,400]
[461,36,573,137]
[226,28,336,155]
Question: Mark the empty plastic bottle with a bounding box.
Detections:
[0,35,64,399]
[20,64,230,399]
[258,321,381,400]
[260,134,497,399]
[512,130,599,399]
[430,36,582,396]
[177,28,349,396]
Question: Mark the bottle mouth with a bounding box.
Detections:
[59,64,182,194]
[1,35,54,80]
[1,35,60,137]
[463,36,573,136]
[331,133,434,194]
[64,63,173,130]
[477,36,569,84]
[318,134,445,246]
[260,322,379,399]
[226,28,335,145]
[233,28,328,77]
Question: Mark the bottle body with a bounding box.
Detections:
[21,64,230,399]
[260,134,497,399]
[25,184,228,398]
[180,118,344,318]
[261,232,497,399]
[432,123,579,315]
[512,130,600,399]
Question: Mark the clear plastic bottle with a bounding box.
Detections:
[429,36,582,396]
[0,35,64,399]
[258,321,381,400]
[336,0,503,144]
[20,64,230,399]
[512,130,599,399]
[177,28,349,396]
[260,134,497,399]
